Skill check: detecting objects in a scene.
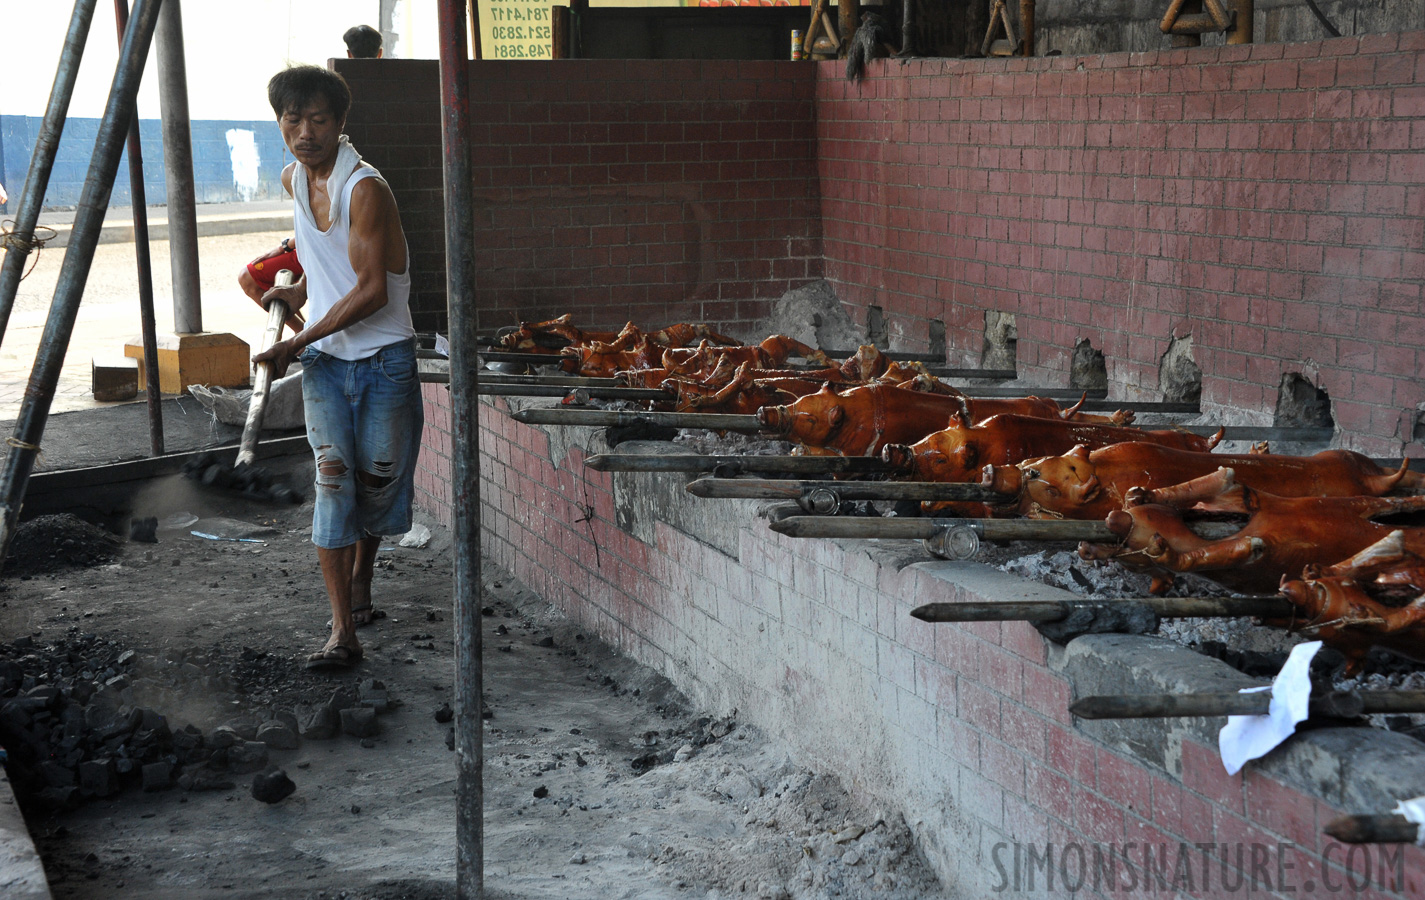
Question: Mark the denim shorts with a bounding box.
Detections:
[299,337,424,548]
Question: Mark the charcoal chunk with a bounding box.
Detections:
[251,767,296,804]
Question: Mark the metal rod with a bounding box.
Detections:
[0,0,100,345]
[480,373,617,387]
[113,0,163,456]
[1227,0,1253,43]
[1324,814,1419,845]
[551,4,570,58]
[911,596,1294,623]
[438,1,483,895]
[510,407,762,433]
[769,516,1243,542]
[769,516,1117,541]
[1070,690,1425,720]
[474,382,669,401]
[154,0,201,334]
[0,0,163,569]
[687,476,1001,503]
[585,453,895,475]
[838,0,859,60]
[479,350,566,365]
[479,349,1015,381]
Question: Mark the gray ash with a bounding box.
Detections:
[4,514,122,578]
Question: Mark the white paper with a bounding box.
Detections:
[1393,796,1425,847]
[399,524,432,548]
[1218,640,1322,776]
[434,334,450,358]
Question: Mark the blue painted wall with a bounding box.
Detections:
[0,115,291,212]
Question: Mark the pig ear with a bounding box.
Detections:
[829,406,845,427]
[1069,445,1091,460]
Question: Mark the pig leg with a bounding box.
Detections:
[1126,467,1237,509]
[1143,533,1266,576]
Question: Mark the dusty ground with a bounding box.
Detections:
[0,456,947,900]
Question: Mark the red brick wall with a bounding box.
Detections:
[339,59,824,338]
[817,33,1425,455]
[415,398,1425,898]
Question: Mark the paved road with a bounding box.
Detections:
[1,225,290,420]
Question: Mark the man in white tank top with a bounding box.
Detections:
[251,66,421,671]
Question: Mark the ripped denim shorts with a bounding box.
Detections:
[299,337,423,548]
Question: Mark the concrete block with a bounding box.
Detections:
[124,332,250,394]
[91,355,138,402]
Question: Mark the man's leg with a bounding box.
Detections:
[316,542,360,656]
[350,534,381,625]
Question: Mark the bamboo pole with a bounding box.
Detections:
[510,407,762,432]
[584,454,894,475]
[1071,690,1425,720]
[1324,814,1419,845]
[911,596,1294,623]
[687,477,1001,503]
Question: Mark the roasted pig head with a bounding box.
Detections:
[1276,532,1425,674]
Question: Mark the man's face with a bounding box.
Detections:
[279,99,344,170]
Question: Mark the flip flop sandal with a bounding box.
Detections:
[305,645,363,671]
[352,605,387,627]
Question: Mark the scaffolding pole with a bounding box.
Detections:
[0,0,164,567]
[0,0,100,345]
[439,1,483,896]
[114,0,164,456]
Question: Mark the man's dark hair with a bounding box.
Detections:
[267,66,352,122]
[343,24,383,58]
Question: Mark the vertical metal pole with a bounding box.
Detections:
[439,1,482,897]
[1227,0,1254,43]
[839,0,860,58]
[0,0,164,567]
[114,0,164,456]
[551,6,570,58]
[154,0,201,334]
[1020,0,1034,55]
[0,0,100,346]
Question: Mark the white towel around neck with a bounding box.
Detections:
[292,134,364,230]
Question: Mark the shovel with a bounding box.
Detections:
[237,268,295,466]
[182,269,302,502]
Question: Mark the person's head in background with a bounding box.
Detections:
[343,24,383,59]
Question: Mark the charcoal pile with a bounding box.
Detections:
[4,514,122,577]
[0,632,397,814]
